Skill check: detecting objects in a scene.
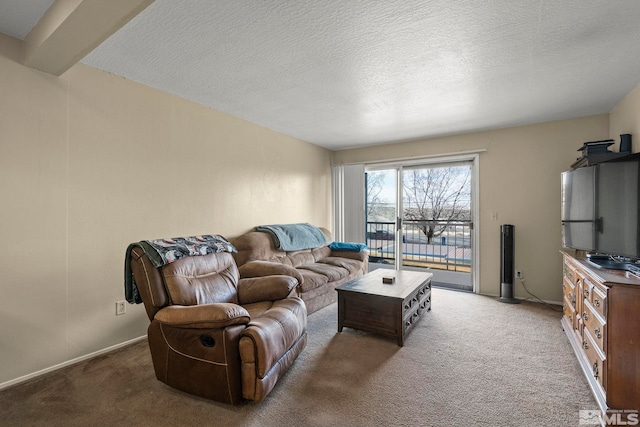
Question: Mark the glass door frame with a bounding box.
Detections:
[365,153,480,293]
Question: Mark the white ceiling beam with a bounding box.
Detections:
[23,0,154,76]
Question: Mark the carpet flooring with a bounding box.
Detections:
[0,288,597,426]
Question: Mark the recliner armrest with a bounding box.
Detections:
[237,275,298,304]
[154,303,250,329]
[238,260,303,284]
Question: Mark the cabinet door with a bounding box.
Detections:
[591,285,607,318]
[575,272,585,336]
[583,327,606,393]
[563,296,575,328]
[583,299,606,354]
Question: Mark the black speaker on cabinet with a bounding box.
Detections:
[620,133,632,153]
[499,224,520,304]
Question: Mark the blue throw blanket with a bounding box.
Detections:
[256,223,328,251]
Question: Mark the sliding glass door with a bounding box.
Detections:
[366,169,398,266]
[365,159,475,291]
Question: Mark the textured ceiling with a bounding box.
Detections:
[3,1,640,150]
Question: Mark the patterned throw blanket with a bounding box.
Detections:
[256,223,328,251]
[124,234,237,304]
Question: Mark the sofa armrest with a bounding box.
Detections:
[237,275,298,304]
[329,249,370,262]
[154,303,250,329]
[238,260,303,284]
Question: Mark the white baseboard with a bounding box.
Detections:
[520,297,563,306]
[0,335,147,391]
[480,292,562,306]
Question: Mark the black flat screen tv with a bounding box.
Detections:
[561,153,640,271]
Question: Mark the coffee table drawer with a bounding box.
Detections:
[403,284,431,336]
[340,292,399,336]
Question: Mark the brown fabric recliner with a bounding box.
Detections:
[128,246,307,404]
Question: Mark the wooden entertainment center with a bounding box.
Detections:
[561,249,640,415]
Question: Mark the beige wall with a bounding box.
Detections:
[3,19,638,388]
[0,33,331,386]
[610,82,640,149]
[332,115,611,302]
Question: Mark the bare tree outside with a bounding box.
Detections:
[366,171,385,217]
[402,166,471,244]
[366,170,396,221]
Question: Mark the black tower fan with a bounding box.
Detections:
[499,224,520,304]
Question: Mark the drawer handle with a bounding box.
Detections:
[404,304,410,309]
[595,328,602,339]
[592,360,599,380]
[584,288,590,298]
[594,298,600,308]
[562,284,566,291]
[583,340,589,350]
[569,314,573,322]
[583,311,589,321]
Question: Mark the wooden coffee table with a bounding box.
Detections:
[336,269,432,346]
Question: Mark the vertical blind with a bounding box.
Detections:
[332,164,366,243]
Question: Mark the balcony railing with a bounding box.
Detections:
[366,220,472,272]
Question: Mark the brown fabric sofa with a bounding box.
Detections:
[232,227,369,314]
[127,246,307,404]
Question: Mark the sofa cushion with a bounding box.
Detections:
[287,250,316,267]
[297,269,329,293]
[237,260,303,284]
[233,228,333,268]
[298,263,349,282]
[161,252,240,306]
[311,246,331,261]
[318,257,363,274]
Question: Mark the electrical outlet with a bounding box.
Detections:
[516,270,523,279]
[115,300,126,316]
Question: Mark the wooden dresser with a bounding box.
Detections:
[561,249,640,415]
